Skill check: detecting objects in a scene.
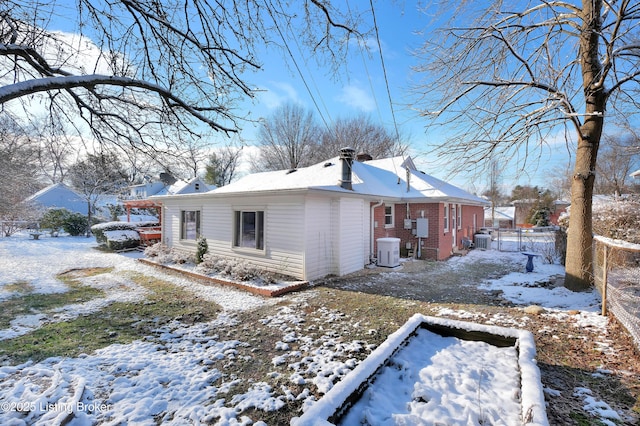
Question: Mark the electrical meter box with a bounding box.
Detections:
[416,218,428,238]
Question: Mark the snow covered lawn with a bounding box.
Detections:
[0,232,638,425]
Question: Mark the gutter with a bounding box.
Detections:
[370,199,384,263]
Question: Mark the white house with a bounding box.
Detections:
[154,149,488,281]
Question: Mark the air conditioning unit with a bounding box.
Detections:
[474,234,492,250]
[377,237,400,267]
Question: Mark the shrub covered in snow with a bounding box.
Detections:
[91,221,159,244]
[196,236,208,264]
[144,242,194,264]
[104,230,141,251]
[194,253,278,283]
[593,198,640,243]
[559,196,640,244]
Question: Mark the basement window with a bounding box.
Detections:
[234,210,264,250]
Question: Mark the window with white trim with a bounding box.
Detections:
[234,210,264,250]
[180,210,201,240]
[444,204,449,232]
[457,204,462,230]
[384,204,394,228]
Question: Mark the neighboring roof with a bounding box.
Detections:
[631,169,640,178]
[154,177,214,196]
[484,206,515,221]
[166,156,487,206]
[24,183,86,214]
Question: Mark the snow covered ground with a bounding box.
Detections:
[0,232,625,425]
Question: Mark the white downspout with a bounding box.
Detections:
[370,199,384,264]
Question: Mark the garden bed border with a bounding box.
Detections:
[138,258,308,297]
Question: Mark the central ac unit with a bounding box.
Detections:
[474,234,492,250]
[377,237,400,267]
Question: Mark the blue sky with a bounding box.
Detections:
[233,1,575,193]
[43,0,575,194]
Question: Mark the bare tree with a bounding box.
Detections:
[0,116,44,234]
[204,145,243,187]
[67,151,128,229]
[252,103,322,171]
[35,116,76,184]
[482,160,505,225]
[1,1,364,156]
[595,134,640,196]
[412,1,640,290]
[317,115,406,161]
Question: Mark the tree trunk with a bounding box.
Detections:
[564,136,598,291]
[564,0,605,291]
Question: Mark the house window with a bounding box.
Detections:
[234,210,264,250]
[181,210,201,240]
[384,205,394,228]
[444,204,449,232]
[457,204,462,230]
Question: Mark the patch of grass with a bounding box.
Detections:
[0,268,113,329]
[0,272,221,364]
[569,411,607,425]
[2,280,34,294]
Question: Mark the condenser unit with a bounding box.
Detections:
[377,237,400,267]
[474,234,492,250]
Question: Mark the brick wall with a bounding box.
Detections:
[372,202,485,262]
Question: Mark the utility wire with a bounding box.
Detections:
[369,0,401,148]
[265,1,332,133]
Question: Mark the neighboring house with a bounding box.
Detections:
[24,183,87,215]
[154,149,488,281]
[123,177,214,222]
[127,177,213,199]
[484,206,515,228]
[631,169,640,179]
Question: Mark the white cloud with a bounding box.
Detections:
[337,84,376,112]
[258,81,301,109]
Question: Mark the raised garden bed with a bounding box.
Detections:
[292,314,548,425]
[138,258,308,297]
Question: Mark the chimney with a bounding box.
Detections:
[339,147,355,190]
[356,153,373,162]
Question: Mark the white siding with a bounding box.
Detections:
[335,198,368,276]
[160,193,370,281]
[162,195,307,280]
[303,196,333,280]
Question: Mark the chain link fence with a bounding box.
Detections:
[481,227,560,263]
[593,235,640,351]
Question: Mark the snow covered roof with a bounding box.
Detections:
[199,156,488,206]
[153,177,214,196]
[631,169,640,178]
[484,206,515,220]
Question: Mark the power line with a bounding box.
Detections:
[369,0,401,146]
[265,1,332,132]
